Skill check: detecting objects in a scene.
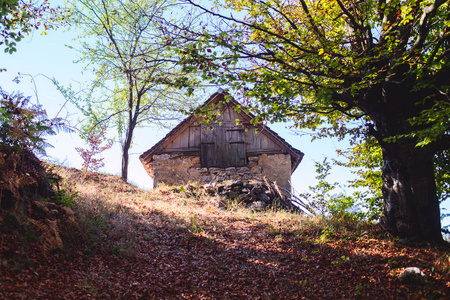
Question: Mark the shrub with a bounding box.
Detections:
[299,158,382,223]
[75,124,113,172]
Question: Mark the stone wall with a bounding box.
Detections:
[152,153,292,190]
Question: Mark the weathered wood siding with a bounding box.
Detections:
[157,104,286,167]
[244,128,281,153]
[161,125,201,153]
[188,126,201,148]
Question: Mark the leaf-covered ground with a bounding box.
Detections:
[1,165,449,299]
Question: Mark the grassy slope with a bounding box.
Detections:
[1,164,449,299]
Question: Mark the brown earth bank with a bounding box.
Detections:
[1,164,449,299]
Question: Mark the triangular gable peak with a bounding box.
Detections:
[140,91,304,190]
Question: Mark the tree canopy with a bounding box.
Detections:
[66,0,196,181]
[0,0,66,56]
[177,0,450,242]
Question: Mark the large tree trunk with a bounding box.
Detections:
[381,140,443,243]
[359,65,445,243]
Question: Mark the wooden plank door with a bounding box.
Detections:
[226,128,246,166]
[201,124,246,167]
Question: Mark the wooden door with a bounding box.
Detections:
[201,124,246,167]
[226,127,246,166]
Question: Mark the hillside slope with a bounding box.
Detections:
[1,164,449,299]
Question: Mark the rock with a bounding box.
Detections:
[256,193,271,203]
[200,175,211,182]
[243,183,254,189]
[211,175,225,182]
[232,186,241,192]
[217,185,225,193]
[239,193,257,203]
[248,161,257,168]
[204,182,216,190]
[238,193,251,202]
[205,188,216,196]
[401,267,427,284]
[204,182,215,189]
[182,158,192,164]
[252,187,264,195]
[153,154,171,161]
[231,180,244,187]
[247,201,267,211]
[237,167,250,172]
[187,168,201,178]
[250,166,262,174]
[198,179,292,212]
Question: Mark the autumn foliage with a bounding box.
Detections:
[75,125,113,172]
[0,89,55,211]
[1,164,449,299]
[0,0,67,55]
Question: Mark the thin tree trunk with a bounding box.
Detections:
[121,143,129,182]
[121,124,135,182]
[121,76,137,182]
[381,140,442,242]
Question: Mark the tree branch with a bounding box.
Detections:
[182,0,316,55]
[409,0,448,53]
[298,0,325,39]
[336,0,373,52]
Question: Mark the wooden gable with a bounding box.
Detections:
[159,124,201,153]
[140,91,304,172]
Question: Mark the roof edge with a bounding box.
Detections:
[139,90,304,172]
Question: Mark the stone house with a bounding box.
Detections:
[139,90,304,190]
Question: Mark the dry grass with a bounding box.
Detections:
[1,164,448,299]
[50,164,350,252]
[48,164,386,258]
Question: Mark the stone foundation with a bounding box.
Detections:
[151,153,292,190]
